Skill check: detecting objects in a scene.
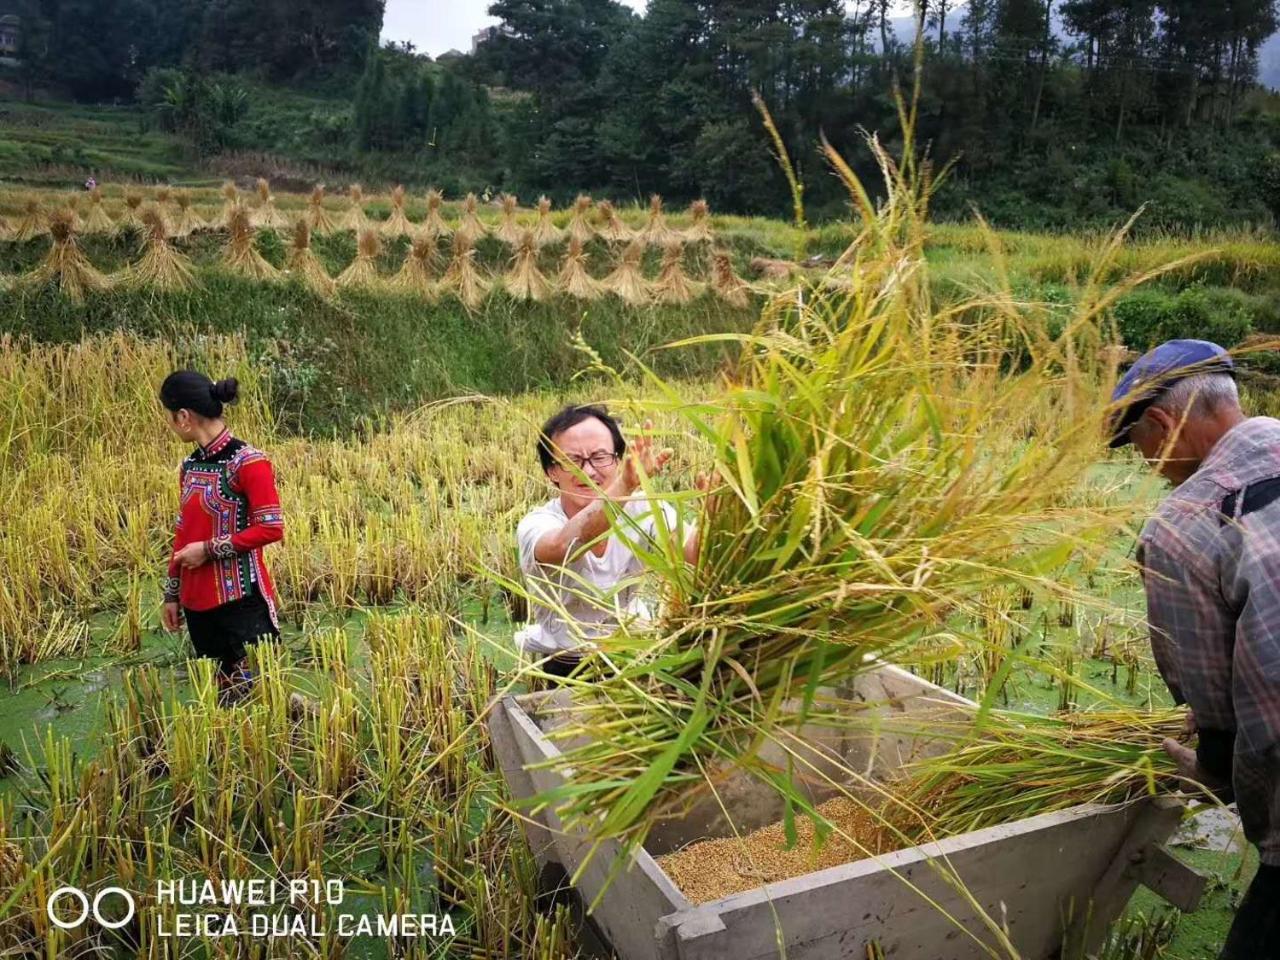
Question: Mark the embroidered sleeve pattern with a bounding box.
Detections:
[226,451,284,553]
[207,536,237,560]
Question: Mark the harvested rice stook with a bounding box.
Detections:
[641,193,678,247]
[344,184,371,233]
[306,185,338,236]
[125,208,197,292]
[172,191,207,238]
[12,199,48,243]
[594,199,633,244]
[710,248,752,308]
[24,209,111,302]
[63,195,83,231]
[214,182,241,231]
[556,236,602,300]
[532,196,562,247]
[602,239,651,305]
[494,193,524,246]
[221,209,280,281]
[503,229,551,302]
[422,188,451,239]
[566,194,594,244]
[337,229,384,289]
[657,797,893,904]
[653,241,701,304]
[456,192,488,244]
[252,178,290,231]
[440,233,490,311]
[285,220,336,298]
[390,238,439,299]
[683,198,713,244]
[380,185,415,238]
[82,187,116,234]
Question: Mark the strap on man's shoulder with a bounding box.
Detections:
[1220,475,1280,524]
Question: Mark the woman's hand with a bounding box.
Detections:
[162,602,183,632]
[174,541,210,570]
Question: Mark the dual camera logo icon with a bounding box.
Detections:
[46,886,136,930]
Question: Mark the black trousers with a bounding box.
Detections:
[1222,863,1280,960]
[184,591,279,675]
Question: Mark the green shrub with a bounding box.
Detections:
[1113,285,1254,351]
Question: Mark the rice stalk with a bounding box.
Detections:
[503,229,552,301]
[601,239,651,305]
[252,178,289,231]
[344,183,371,233]
[221,208,280,281]
[710,247,752,308]
[423,188,451,239]
[683,198,714,244]
[456,192,488,243]
[653,240,701,304]
[641,193,678,246]
[495,193,524,246]
[566,194,594,244]
[122,207,197,292]
[22,209,111,303]
[380,184,415,238]
[12,199,48,243]
[306,184,338,236]
[81,186,115,234]
[337,228,384,289]
[440,232,490,311]
[62,195,82,232]
[172,190,207,238]
[556,235,603,300]
[213,181,242,231]
[532,196,562,247]
[285,220,336,298]
[595,199,634,244]
[390,238,440,300]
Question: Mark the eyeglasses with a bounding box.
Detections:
[557,451,619,471]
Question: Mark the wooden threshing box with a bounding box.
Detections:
[489,664,1204,960]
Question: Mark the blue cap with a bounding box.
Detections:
[1108,339,1235,448]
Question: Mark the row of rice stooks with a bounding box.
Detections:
[1,206,753,310]
[0,180,717,247]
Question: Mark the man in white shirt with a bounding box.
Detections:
[515,404,700,678]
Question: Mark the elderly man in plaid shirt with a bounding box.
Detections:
[1110,339,1280,958]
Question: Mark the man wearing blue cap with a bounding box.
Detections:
[1110,339,1280,957]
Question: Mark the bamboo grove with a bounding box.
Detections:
[0,183,752,311]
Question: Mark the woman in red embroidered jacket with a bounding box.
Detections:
[159,370,285,696]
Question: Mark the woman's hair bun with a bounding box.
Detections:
[210,377,239,404]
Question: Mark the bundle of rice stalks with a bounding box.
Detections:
[601,239,651,305]
[123,207,197,292]
[306,185,338,236]
[456,193,488,243]
[510,106,1171,866]
[63,195,83,231]
[423,188,451,239]
[440,233,490,311]
[495,194,524,246]
[556,235,603,300]
[390,237,440,299]
[503,229,552,302]
[11,199,47,243]
[0,213,10,242]
[337,228,384,289]
[532,196,562,247]
[81,186,115,234]
[172,190,207,238]
[566,194,594,244]
[252,178,289,231]
[653,240,701,304]
[221,208,280,281]
[683,198,713,244]
[380,184,415,238]
[213,181,241,230]
[23,209,111,302]
[893,709,1185,842]
[709,247,752,308]
[641,193,678,246]
[594,199,633,244]
[285,220,336,298]
[344,184,371,233]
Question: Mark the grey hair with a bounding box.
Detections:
[1150,372,1240,419]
